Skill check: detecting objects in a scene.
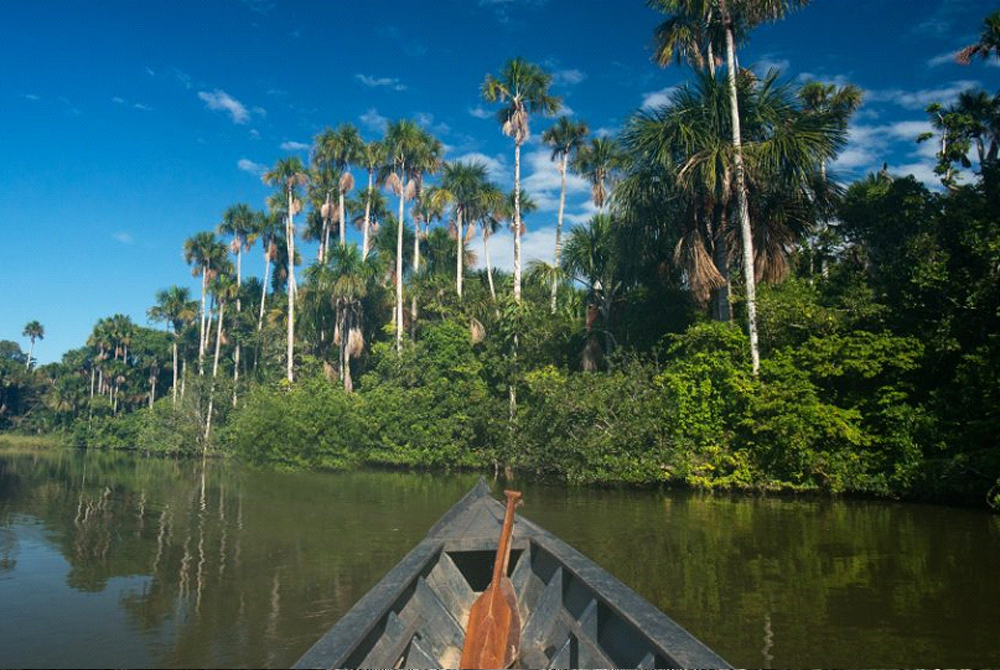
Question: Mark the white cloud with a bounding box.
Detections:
[198,89,251,124]
[360,108,389,132]
[479,225,558,273]
[415,112,450,135]
[885,120,934,141]
[355,74,407,91]
[641,86,676,110]
[145,66,155,76]
[281,141,310,151]
[237,158,267,176]
[134,103,152,111]
[927,50,960,67]
[112,232,134,245]
[866,80,979,110]
[173,68,193,90]
[112,96,125,104]
[20,93,40,101]
[892,161,942,189]
[753,56,790,74]
[553,68,586,86]
[450,151,509,183]
[469,105,494,119]
[521,148,590,212]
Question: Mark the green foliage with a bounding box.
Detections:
[134,396,208,456]
[226,375,366,470]
[358,321,499,469]
[519,361,675,485]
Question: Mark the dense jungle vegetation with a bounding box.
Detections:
[3,5,999,508]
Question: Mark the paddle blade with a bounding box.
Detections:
[460,577,521,669]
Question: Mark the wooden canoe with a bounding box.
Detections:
[293,478,731,669]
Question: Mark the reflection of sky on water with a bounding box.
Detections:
[0,514,160,669]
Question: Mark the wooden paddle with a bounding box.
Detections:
[460,489,522,669]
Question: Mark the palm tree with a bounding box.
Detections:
[431,160,492,299]
[382,119,426,351]
[183,231,228,375]
[307,165,339,263]
[219,202,257,394]
[359,139,388,258]
[406,129,443,336]
[22,321,43,370]
[956,11,1000,65]
[561,214,625,367]
[650,0,725,76]
[253,208,281,331]
[649,0,810,375]
[542,116,589,312]
[315,124,363,248]
[572,136,622,211]
[263,156,308,382]
[482,57,561,304]
[473,183,506,302]
[148,286,197,403]
[327,243,383,392]
[798,81,863,180]
[619,69,844,318]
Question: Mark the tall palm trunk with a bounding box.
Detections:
[171,337,179,404]
[198,269,208,375]
[339,190,347,247]
[205,298,225,442]
[456,208,465,298]
[234,247,242,406]
[551,153,569,313]
[286,188,296,383]
[395,164,406,352]
[411,215,420,338]
[722,8,760,375]
[483,229,497,302]
[513,141,523,303]
[25,339,35,370]
[258,247,271,331]
[362,171,374,258]
[321,192,333,264]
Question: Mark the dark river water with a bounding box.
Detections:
[1,447,998,668]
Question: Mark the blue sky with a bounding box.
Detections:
[1,0,995,364]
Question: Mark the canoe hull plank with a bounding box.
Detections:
[293,479,730,669]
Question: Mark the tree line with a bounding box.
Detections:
[3,4,998,508]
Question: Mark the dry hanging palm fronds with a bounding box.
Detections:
[674,229,725,306]
[385,172,403,196]
[220,331,229,345]
[267,241,278,261]
[339,172,355,193]
[290,198,302,215]
[321,202,334,220]
[469,318,485,344]
[323,360,337,382]
[404,179,416,200]
[333,321,341,346]
[347,327,364,358]
[230,239,241,254]
[592,182,607,209]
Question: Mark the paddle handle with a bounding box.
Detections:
[491,490,521,586]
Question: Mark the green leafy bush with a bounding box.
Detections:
[226,375,366,470]
[357,320,499,470]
